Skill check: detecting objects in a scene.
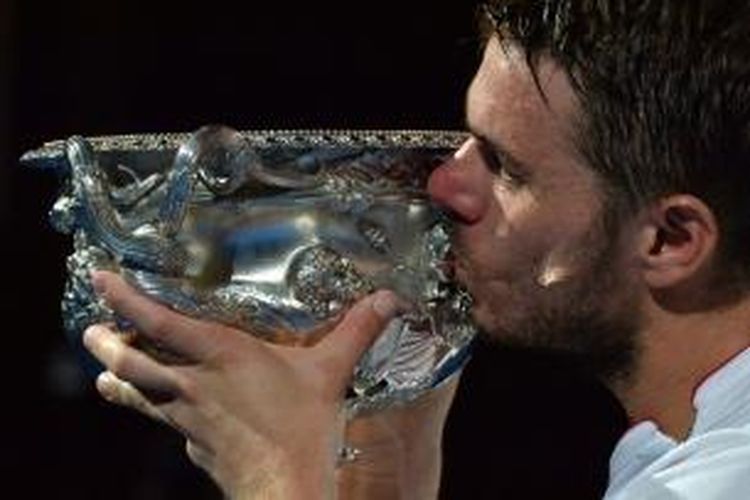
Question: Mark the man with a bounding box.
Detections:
[82,1,750,498]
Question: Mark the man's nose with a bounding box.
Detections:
[427,139,489,224]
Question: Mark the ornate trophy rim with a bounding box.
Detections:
[21,129,469,168]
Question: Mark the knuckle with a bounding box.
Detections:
[174,375,200,403]
[148,313,171,342]
[107,348,130,378]
[106,290,123,310]
[96,373,121,404]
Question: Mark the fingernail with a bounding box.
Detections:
[96,372,118,401]
[90,270,107,296]
[82,325,101,349]
[372,291,398,319]
[97,371,116,387]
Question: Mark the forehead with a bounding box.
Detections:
[466,37,584,177]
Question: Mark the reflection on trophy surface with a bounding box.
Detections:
[23,125,477,415]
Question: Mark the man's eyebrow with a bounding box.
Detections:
[464,118,526,170]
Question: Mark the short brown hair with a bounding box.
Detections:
[482,0,750,288]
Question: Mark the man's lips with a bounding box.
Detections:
[445,249,471,288]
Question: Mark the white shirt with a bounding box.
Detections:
[604,347,750,499]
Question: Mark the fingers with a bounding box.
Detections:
[315,291,400,374]
[96,371,170,424]
[83,324,180,396]
[91,270,223,361]
[94,365,205,446]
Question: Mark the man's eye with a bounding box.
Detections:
[496,163,522,186]
[479,144,523,187]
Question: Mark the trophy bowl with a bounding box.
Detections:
[22,125,476,415]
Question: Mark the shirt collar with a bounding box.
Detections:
[691,346,750,433]
[607,346,750,493]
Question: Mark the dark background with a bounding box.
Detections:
[2,2,627,498]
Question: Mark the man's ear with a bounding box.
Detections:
[637,195,719,289]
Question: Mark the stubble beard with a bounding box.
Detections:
[478,206,642,386]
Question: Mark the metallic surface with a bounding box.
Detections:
[23,126,476,415]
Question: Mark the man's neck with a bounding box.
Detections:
[610,301,750,441]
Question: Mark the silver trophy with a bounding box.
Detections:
[22,125,476,415]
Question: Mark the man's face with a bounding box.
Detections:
[428,37,640,377]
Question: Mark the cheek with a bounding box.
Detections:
[458,223,542,306]
[482,212,550,281]
[487,184,551,264]
[500,193,602,282]
[456,216,542,292]
[469,274,539,336]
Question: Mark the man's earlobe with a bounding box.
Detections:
[639,195,718,289]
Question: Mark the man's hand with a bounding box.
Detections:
[338,375,459,500]
[83,270,399,500]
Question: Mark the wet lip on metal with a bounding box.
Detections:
[448,251,469,286]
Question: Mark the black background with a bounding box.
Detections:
[3,2,627,498]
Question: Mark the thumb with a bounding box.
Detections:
[315,290,400,376]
